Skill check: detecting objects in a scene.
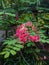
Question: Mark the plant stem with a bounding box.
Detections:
[20,51,30,65]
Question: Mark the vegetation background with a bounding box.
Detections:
[0,0,49,65]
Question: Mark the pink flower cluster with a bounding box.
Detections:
[15,22,40,43]
[29,35,40,42]
[16,24,29,43]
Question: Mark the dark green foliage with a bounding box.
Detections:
[0,0,49,65]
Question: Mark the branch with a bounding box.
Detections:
[20,51,30,65]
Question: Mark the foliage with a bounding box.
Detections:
[0,0,49,65]
[0,38,23,58]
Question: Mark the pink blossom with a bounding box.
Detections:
[15,23,40,43]
[29,35,40,42]
[16,28,28,37]
[15,29,20,37]
[16,24,25,31]
[25,21,32,27]
[29,36,34,42]
[19,37,27,43]
[15,24,29,43]
[32,26,37,32]
[15,24,28,37]
[19,33,29,43]
[33,35,40,42]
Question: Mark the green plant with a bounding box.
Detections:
[0,38,23,58]
[0,0,49,65]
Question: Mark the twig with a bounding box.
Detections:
[20,51,30,65]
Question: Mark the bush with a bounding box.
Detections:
[0,0,49,65]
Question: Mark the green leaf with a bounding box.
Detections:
[0,52,6,55]
[27,42,35,47]
[15,44,23,48]
[27,42,31,47]
[35,48,40,53]
[0,12,3,15]
[4,52,10,58]
[4,39,17,45]
[5,13,15,17]
[40,39,46,43]
[7,45,21,51]
[12,47,21,51]
[1,38,23,58]
[4,39,22,45]
[40,39,49,44]
[46,39,49,43]
[10,50,16,55]
[32,43,35,46]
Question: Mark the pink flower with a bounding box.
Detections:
[33,35,40,42]
[25,21,32,27]
[17,24,25,30]
[29,35,40,42]
[19,37,27,43]
[15,23,40,43]
[29,36,35,42]
[19,33,29,43]
[15,24,28,37]
[16,28,28,37]
[19,33,29,38]
[32,26,37,32]
[15,29,20,37]
[15,24,29,43]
